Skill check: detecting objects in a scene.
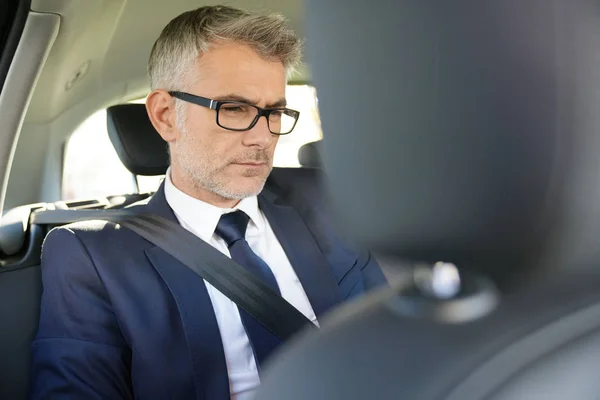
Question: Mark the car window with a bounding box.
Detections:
[62,85,322,200]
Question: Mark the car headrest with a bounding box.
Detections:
[298,141,322,168]
[306,1,600,285]
[106,104,169,176]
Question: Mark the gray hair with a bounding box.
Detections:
[148,5,302,91]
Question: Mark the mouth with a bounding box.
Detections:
[233,162,268,167]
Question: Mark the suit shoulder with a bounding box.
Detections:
[49,220,118,242]
[40,225,103,293]
[41,216,150,291]
[43,220,111,247]
[41,222,117,268]
[43,216,145,259]
[44,202,149,242]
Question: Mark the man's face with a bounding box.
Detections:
[171,43,287,201]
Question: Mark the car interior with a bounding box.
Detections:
[2,0,600,399]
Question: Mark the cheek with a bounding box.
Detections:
[191,130,240,166]
[182,117,219,154]
[181,117,253,164]
[268,136,280,155]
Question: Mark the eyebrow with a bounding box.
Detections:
[215,94,287,108]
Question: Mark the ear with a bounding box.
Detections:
[145,89,181,143]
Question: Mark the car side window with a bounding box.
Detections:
[62,85,322,200]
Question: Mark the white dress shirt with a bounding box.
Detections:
[163,169,318,399]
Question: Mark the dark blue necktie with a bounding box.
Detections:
[215,210,282,369]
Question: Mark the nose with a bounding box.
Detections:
[242,115,276,148]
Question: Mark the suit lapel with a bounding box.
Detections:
[139,179,342,397]
[259,188,342,318]
[144,184,230,400]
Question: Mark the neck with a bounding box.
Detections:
[169,165,241,209]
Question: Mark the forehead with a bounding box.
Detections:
[189,42,287,103]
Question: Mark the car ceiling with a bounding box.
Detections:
[26,0,307,124]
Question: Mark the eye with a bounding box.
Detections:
[220,104,249,114]
[269,110,283,120]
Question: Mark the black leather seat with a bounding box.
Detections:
[107,104,169,176]
[0,104,168,399]
[256,1,600,399]
[0,261,42,400]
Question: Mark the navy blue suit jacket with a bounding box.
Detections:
[30,168,387,399]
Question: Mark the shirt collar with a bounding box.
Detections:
[163,168,263,241]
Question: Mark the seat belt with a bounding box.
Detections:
[31,209,316,341]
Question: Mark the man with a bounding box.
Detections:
[30,5,387,399]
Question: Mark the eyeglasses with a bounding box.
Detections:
[169,91,300,135]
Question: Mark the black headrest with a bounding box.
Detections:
[298,141,322,168]
[106,104,169,176]
[306,1,600,284]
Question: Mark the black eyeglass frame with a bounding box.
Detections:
[169,90,300,135]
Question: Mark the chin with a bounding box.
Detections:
[215,176,267,200]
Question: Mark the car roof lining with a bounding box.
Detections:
[26,0,308,125]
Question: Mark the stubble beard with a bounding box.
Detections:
[176,122,272,201]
